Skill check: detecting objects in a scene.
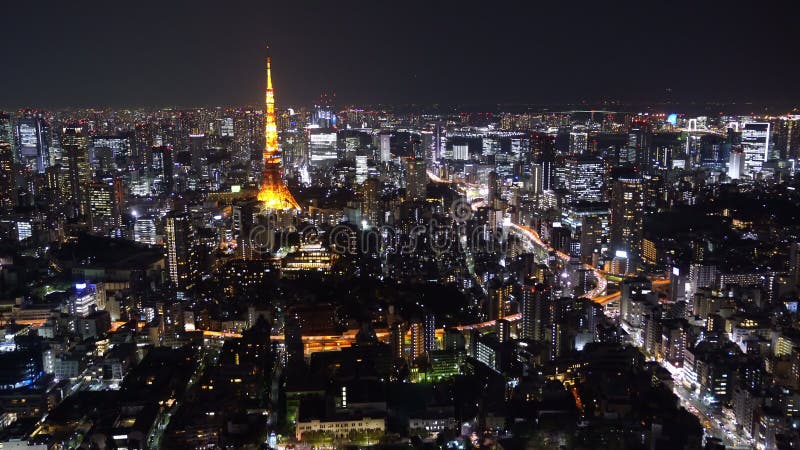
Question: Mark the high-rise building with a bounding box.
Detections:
[495,319,510,343]
[404,158,427,200]
[529,163,543,194]
[488,282,513,320]
[257,50,300,210]
[569,131,588,155]
[231,199,260,259]
[538,160,554,191]
[150,145,174,194]
[564,156,605,203]
[0,113,12,146]
[62,126,91,213]
[410,321,425,362]
[355,155,368,184]
[134,217,157,245]
[219,117,234,138]
[91,136,130,171]
[729,147,745,180]
[423,313,436,353]
[562,202,610,263]
[452,143,469,161]
[308,130,338,165]
[0,139,15,213]
[379,133,391,162]
[390,322,405,361]
[487,171,498,208]
[14,114,50,173]
[775,115,800,160]
[433,123,444,161]
[611,175,644,269]
[165,212,195,289]
[87,181,122,235]
[549,322,562,361]
[741,122,771,173]
[312,103,336,129]
[521,283,548,341]
[360,178,381,226]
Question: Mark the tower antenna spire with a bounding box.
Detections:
[257,45,300,211]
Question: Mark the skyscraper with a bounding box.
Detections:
[0,113,15,211]
[729,147,745,180]
[611,175,644,269]
[88,179,123,236]
[0,113,12,146]
[379,133,391,162]
[521,283,548,341]
[488,282,512,320]
[14,114,50,174]
[0,140,15,212]
[569,131,588,155]
[355,155,368,184]
[308,130,337,165]
[741,122,771,173]
[62,126,91,214]
[423,313,436,353]
[404,158,427,200]
[231,199,260,260]
[134,216,157,245]
[775,116,800,160]
[166,211,195,289]
[564,156,605,203]
[257,49,300,210]
[150,145,174,194]
[390,322,405,361]
[410,321,425,362]
[361,178,381,226]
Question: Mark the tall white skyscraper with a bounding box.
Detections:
[308,130,338,165]
[355,155,368,184]
[564,156,605,203]
[729,148,745,180]
[452,144,469,161]
[134,217,157,245]
[379,133,391,162]
[741,122,771,173]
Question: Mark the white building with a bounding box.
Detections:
[741,122,771,173]
[295,416,385,441]
[728,148,745,179]
[133,217,157,245]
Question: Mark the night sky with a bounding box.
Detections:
[1,1,797,109]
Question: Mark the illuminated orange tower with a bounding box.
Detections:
[257,49,300,210]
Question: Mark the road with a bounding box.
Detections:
[668,368,754,449]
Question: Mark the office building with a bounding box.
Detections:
[611,175,644,268]
[62,125,91,211]
[569,131,588,155]
[165,211,195,289]
[741,122,770,173]
[379,133,391,162]
[308,130,338,165]
[14,115,50,173]
[729,147,745,179]
[404,158,427,200]
[0,141,14,212]
[564,156,605,203]
[134,216,157,245]
[521,283,547,341]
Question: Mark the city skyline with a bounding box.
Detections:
[3,3,800,450]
